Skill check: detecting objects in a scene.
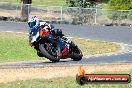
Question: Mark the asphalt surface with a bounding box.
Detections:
[1,22,132,44]
[0,22,132,68]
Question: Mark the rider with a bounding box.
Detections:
[28,16,40,44]
[28,16,69,57]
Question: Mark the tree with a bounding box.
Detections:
[65,0,101,24]
[21,0,32,20]
[108,0,132,10]
[100,0,109,3]
[21,0,32,4]
[66,0,100,8]
[107,0,132,23]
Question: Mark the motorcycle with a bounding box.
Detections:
[29,24,83,62]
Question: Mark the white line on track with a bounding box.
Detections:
[2,31,28,34]
[67,36,132,58]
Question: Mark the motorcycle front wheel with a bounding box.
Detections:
[39,42,60,62]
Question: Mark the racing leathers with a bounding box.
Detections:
[28,16,40,43]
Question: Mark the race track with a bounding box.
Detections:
[0,22,132,68]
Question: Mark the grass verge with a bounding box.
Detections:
[0,0,67,6]
[0,70,131,88]
[0,32,37,62]
[71,38,120,56]
[0,32,120,62]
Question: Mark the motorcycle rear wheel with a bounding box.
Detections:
[71,47,83,61]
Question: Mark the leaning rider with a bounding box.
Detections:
[28,16,40,45]
[28,16,69,57]
[39,22,70,57]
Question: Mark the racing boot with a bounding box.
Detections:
[60,42,70,58]
[29,35,33,47]
[59,36,71,58]
[60,47,69,58]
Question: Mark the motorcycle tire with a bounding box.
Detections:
[37,51,44,57]
[39,43,60,62]
[71,47,83,61]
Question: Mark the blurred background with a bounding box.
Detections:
[0,0,131,25]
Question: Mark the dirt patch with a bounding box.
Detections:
[0,9,20,17]
[0,64,132,83]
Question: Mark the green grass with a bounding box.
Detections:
[98,3,109,9]
[0,70,132,88]
[0,32,120,62]
[0,32,38,62]
[0,0,67,6]
[71,38,120,56]
[0,0,109,8]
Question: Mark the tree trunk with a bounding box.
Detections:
[21,0,32,21]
